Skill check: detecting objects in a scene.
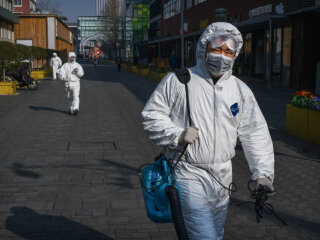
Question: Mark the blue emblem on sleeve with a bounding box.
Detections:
[230,103,239,116]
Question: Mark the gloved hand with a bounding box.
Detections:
[179,127,199,145]
[62,77,67,81]
[256,178,275,196]
[73,68,79,74]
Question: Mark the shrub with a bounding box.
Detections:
[291,90,320,112]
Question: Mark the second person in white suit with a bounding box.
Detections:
[60,52,84,115]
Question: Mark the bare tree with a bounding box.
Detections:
[100,0,124,59]
[37,0,62,15]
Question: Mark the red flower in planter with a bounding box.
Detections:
[291,90,318,110]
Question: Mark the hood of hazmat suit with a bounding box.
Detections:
[60,52,84,82]
[142,22,274,239]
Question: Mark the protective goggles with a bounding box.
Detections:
[209,35,239,52]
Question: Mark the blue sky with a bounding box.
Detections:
[53,0,96,22]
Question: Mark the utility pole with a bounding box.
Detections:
[180,0,184,69]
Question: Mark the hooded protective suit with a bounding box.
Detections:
[60,52,84,113]
[50,53,62,80]
[142,22,274,240]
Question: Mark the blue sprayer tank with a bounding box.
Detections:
[140,154,175,223]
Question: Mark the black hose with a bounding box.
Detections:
[165,185,189,240]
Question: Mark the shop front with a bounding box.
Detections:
[236,14,291,88]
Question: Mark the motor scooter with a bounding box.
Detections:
[7,66,39,90]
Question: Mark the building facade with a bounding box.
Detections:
[96,0,108,16]
[0,0,19,43]
[96,0,126,16]
[78,16,105,57]
[79,0,148,60]
[14,14,73,66]
[66,22,78,54]
[148,0,161,64]
[151,0,320,92]
[124,0,149,62]
[13,0,36,14]
[78,15,134,59]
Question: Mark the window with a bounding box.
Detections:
[15,0,22,6]
[186,0,192,9]
[195,0,206,5]
[163,0,181,20]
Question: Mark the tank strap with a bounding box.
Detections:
[174,69,192,126]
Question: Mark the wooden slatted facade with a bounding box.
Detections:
[14,14,73,67]
[14,16,48,48]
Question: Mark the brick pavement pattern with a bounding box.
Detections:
[0,62,319,240]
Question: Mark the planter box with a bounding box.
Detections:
[30,71,45,80]
[307,109,320,144]
[0,81,17,95]
[125,64,132,72]
[141,69,149,78]
[286,104,308,140]
[286,104,320,144]
[149,70,169,82]
[132,66,138,73]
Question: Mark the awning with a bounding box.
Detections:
[0,7,19,24]
[234,14,287,32]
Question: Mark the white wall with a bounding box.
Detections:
[47,17,55,50]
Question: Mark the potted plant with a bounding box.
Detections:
[286,90,320,144]
[0,42,18,95]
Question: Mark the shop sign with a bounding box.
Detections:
[249,4,272,18]
[200,20,209,30]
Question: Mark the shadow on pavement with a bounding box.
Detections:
[28,105,69,115]
[11,163,40,179]
[6,207,113,240]
[230,197,320,236]
[9,158,137,188]
[235,141,319,162]
[268,128,320,161]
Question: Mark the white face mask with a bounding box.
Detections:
[206,53,234,77]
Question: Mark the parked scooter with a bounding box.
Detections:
[7,66,39,90]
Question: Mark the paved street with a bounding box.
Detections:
[0,62,319,240]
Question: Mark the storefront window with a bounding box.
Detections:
[185,39,194,67]
[272,27,282,82]
[281,26,291,85]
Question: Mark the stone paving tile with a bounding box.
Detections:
[0,63,319,239]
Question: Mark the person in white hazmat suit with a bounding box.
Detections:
[50,52,62,80]
[60,52,84,115]
[142,22,275,239]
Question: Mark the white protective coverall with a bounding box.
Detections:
[50,54,62,80]
[60,52,84,112]
[142,22,274,240]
